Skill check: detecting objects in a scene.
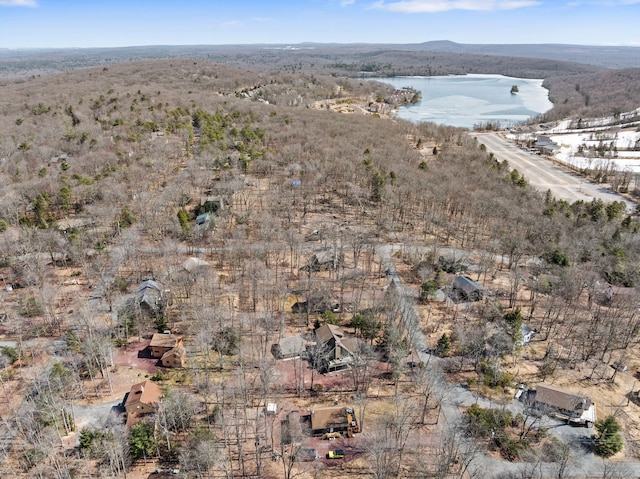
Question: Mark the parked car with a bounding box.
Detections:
[322,432,342,440]
[327,449,344,459]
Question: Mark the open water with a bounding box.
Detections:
[380,74,553,129]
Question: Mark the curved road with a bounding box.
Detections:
[378,244,640,478]
[473,133,634,212]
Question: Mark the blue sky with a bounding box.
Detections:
[1,0,639,49]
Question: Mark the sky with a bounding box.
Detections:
[1,0,639,49]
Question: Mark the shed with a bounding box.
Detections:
[266,403,277,416]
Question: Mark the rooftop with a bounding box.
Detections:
[535,383,591,413]
[124,380,163,408]
[310,406,352,431]
[150,333,182,349]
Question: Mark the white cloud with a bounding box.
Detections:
[371,0,541,12]
[219,20,241,29]
[341,0,357,6]
[0,0,36,6]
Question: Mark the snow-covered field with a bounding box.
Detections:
[551,129,640,172]
[509,108,640,173]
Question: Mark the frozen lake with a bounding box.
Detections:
[381,74,553,129]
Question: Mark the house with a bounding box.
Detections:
[533,383,596,425]
[534,136,559,156]
[182,256,210,274]
[604,284,636,306]
[195,212,211,225]
[161,345,186,368]
[309,406,359,436]
[199,196,224,214]
[452,276,483,302]
[302,250,344,272]
[56,217,97,233]
[271,335,306,360]
[136,280,164,314]
[314,324,361,372]
[520,324,535,346]
[149,332,183,359]
[124,380,163,426]
[291,294,338,314]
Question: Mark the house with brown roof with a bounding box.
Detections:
[309,406,359,436]
[161,345,186,368]
[533,383,596,425]
[124,380,163,426]
[314,324,361,372]
[149,333,183,359]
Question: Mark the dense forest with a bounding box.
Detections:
[0,54,639,479]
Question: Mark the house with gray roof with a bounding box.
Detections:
[271,335,306,360]
[136,280,164,314]
[452,276,483,302]
[533,383,595,425]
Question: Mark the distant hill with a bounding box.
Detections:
[0,43,606,82]
[403,41,640,69]
[1,42,638,122]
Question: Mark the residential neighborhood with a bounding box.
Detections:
[0,37,640,479]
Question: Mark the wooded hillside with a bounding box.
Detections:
[0,59,640,479]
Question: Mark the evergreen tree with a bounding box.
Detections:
[436,333,451,357]
[595,415,623,457]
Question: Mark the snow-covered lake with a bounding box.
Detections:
[381,74,553,129]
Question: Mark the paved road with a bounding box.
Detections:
[473,133,634,212]
[378,244,640,478]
